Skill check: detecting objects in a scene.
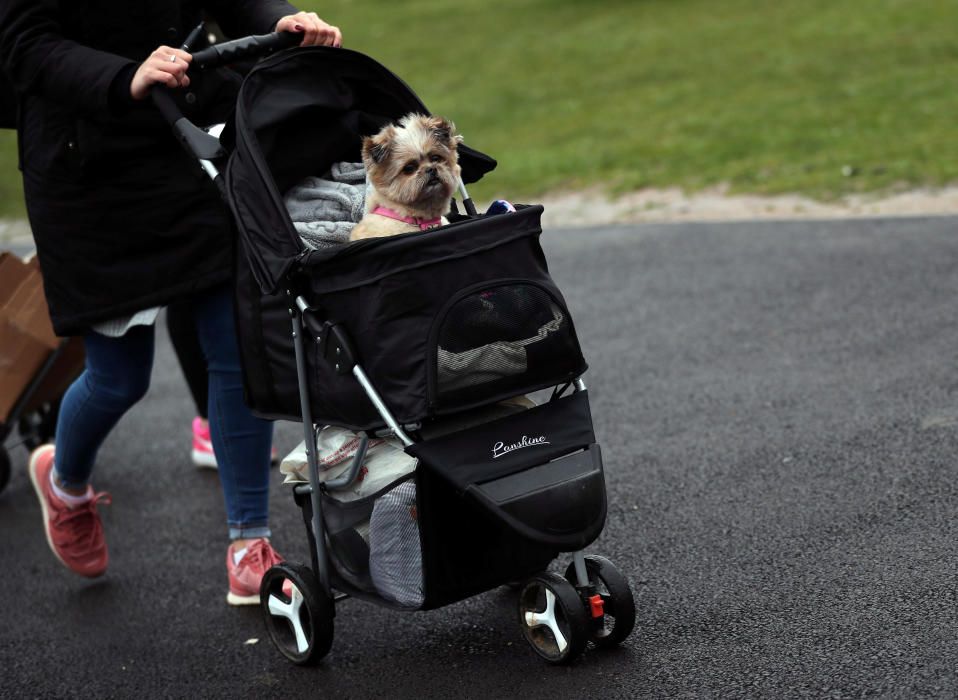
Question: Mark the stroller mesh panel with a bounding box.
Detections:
[434,283,581,407]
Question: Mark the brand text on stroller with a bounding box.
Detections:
[492,435,550,459]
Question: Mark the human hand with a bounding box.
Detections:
[130,46,192,100]
[275,12,342,47]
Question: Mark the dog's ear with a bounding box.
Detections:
[427,116,462,147]
[362,127,395,166]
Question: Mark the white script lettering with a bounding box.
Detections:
[492,435,550,459]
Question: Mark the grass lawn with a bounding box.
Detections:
[1,0,956,217]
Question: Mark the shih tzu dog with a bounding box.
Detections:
[350,113,462,241]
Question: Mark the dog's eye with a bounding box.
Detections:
[402,162,418,174]
[429,154,442,163]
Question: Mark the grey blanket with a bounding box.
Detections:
[283,162,367,250]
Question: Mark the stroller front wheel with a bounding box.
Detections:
[517,572,589,664]
[260,562,334,666]
[564,555,636,649]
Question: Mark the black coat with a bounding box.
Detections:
[0,0,296,335]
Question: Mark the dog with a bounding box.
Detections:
[350,113,462,241]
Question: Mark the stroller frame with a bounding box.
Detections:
[288,289,592,593]
[153,31,636,665]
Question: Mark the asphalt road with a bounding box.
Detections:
[1,217,957,698]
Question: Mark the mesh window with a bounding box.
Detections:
[434,284,582,406]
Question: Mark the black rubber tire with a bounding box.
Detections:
[0,448,10,495]
[260,562,334,666]
[564,555,636,648]
[517,572,590,664]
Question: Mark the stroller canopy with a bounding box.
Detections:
[225,47,497,295]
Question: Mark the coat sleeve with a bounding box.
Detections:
[204,0,301,39]
[0,0,135,116]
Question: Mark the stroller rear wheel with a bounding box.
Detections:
[260,562,334,666]
[564,555,636,648]
[517,572,589,664]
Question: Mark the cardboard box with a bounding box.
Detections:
[0,252,65,423]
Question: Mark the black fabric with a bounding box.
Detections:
[407,391,596,490]
[166,299,209,418]
[409,391,606,552]
[469,446,607,551]
[0,69,15,129]
[225,46,497,295]
[237,206,588,430]
[410,393,604,606]
[234,240,304,421]
[414,454,558,610]
[0,0,296,335]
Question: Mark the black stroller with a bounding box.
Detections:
[157,33,636,665]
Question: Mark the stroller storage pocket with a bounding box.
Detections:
[408,391,606,609]
[321,476,425,609]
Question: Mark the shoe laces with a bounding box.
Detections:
[238,539,283,573]
[52,492,111,549]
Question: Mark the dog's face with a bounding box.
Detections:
[361,114,462,217]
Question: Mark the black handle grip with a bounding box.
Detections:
[150,85,226,160]
[150,85,183,125]
[190,31,301,71]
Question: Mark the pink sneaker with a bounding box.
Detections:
[191,416,218,469]
[191,417,279,469]
[227,538,284,606]
[28,444,111,578]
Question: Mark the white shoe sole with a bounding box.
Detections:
[192,449,279,469]
[227,591,260,606]
[29,445,71,571]
[191,449,219,469]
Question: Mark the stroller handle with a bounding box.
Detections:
[149,31,302,168]
[190,31,302,71]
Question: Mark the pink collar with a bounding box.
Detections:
[372,206,441,231]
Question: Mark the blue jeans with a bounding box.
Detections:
[54,285,273,540]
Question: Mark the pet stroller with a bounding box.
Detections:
[156,33,636,665]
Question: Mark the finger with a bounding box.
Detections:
[154,63,188,86]
[323,26,342,47]
[148,68,179,89]
[305,14,324,45]
[301,23,319,46]
[150,59,188,80]
[276,15,305,36]
[151,46,192,63]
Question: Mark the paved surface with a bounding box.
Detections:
[1,217,957,698]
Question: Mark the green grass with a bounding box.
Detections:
[2,0,957,216]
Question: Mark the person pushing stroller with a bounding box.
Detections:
[0,1,340,605]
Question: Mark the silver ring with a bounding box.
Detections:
[169,54,177,63]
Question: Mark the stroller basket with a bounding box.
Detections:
[295,390,605,611]
[238,204,588,430]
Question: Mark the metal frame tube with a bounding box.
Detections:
[352,366,413,446]
[291,312,332,594]
[324,433,369,490]
[198,159,220,180]
[457,179,478,216]
[571,551,590,588]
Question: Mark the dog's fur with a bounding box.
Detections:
[350,114,462,241]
